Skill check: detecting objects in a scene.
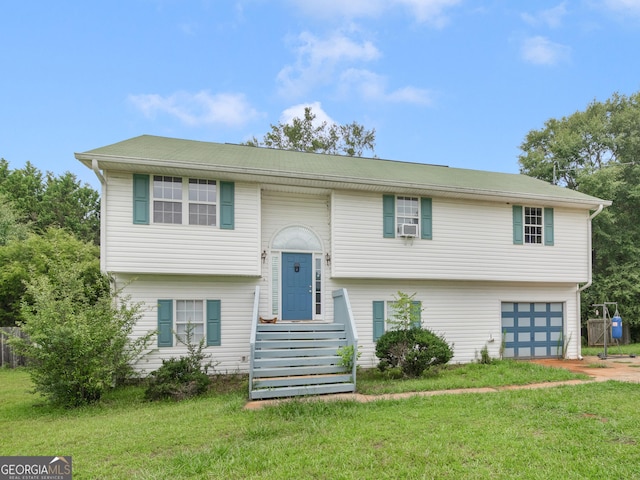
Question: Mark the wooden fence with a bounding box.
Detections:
[586,319,631,346]
[0,327,27,367]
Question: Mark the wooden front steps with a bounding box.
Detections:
[250,322,355,400]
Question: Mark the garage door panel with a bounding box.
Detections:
[501,302,564,359]
[550,318,562,327]
[535,332,547,342]
[518,332,531,342]
[519,347,532,357]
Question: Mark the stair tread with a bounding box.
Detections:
[252,364,347,378]
[257,323,345,332]
[250,383,356,400]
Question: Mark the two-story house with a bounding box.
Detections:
[76,135,610,399]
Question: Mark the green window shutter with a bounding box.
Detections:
[411,301,422,329]
[383,195,395,238]
[157,299,173,347]
[373,301,385,341]
[220,181,235,230]
[206,300,221,346]
[133,174,150,225]
[420,197,433,240]
[512,205,523,245]
[544,208,554,246]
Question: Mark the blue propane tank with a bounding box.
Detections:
[612,315,623,339]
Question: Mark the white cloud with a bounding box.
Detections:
[287,0,386,19]
[296,31,380,64]
[521,36,571,66]
[279,101,335,126]
[521,2,568,28]
[394,0,462,27]
[340,68,433,105]
[287,0,461,26]
[603,0,640,16]
[277,31,381,97]
[128,91,260,127]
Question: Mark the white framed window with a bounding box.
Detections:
[157,299,221,348]
[175,300,204,344]
[373,298,422,340]
[524,207,543,244]
[152,176,218,226]
[188,179,217,226]
[396,196,419,234]
[153,176,182,224]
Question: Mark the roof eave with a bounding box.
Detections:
[76,153,611,210]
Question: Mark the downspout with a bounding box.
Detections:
[92,159,106,185]
[578,204,604,293]
[91,159,107,272]
[576,204,605,359]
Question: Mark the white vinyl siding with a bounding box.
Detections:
[120,274,257,374]
[338,280,580,367]
[103,171,260,275]
[119,274,581,373]
[331,191,589,282]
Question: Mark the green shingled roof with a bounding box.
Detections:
[76,134,610,208]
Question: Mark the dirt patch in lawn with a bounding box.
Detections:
[530,355,640,383]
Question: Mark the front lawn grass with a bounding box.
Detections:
[2,366,639,479]
[356,359,587,395]
[582,342,640,357]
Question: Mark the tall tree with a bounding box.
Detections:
[0,229,104,326]
[245,107,376,157]
[518,91,640,337]
[0,160,100,244]
[0,193,31,246]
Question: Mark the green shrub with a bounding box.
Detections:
[144,323,213,401]
[144,357,210,401]
[477,344,492,364]
[7,263,151,408]
[376,328,453,378]
[336,345,361,371]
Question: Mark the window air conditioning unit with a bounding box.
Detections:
[399,223,418,237]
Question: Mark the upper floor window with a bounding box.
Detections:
[524,207,543,244]
[383,195,432,239]
[396,196,419,235]
[152,176,217,226]
[512,205,554,246]
[153,176,182,224]
[188,179,217,226]
[133,174,234,229]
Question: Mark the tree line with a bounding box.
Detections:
[519,91,640,339]
[0,161,101,327]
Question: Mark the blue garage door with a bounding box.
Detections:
[501,302,563,358]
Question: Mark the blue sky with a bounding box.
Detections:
[2,0,640,190]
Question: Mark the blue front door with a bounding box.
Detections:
[282,253,313,320]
